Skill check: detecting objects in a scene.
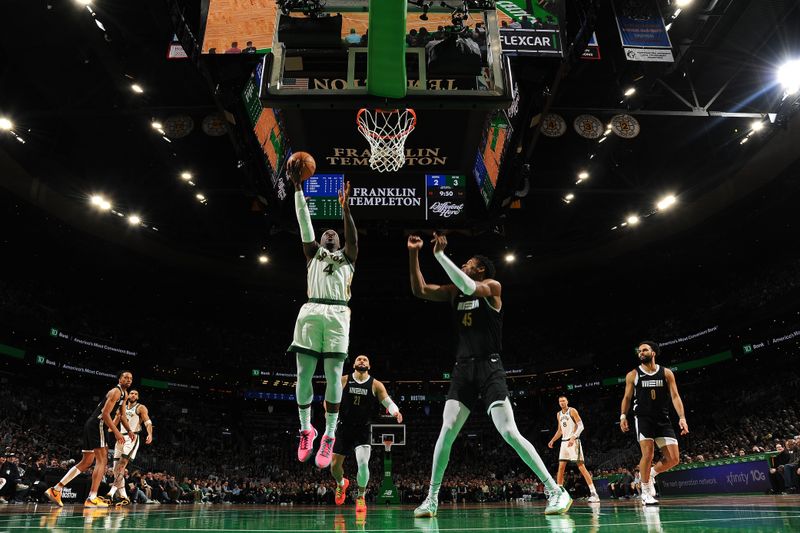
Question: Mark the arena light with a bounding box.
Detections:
[675,0,693,7]
[196,193,205,201]
[258,255,269,264]
[90,195,103,206]
[750,120,765,133]
[75,0,92,5]
[626,215,640,226]
[565,193,575,201]
[778,59,800,95]
[0,117,13,131]
[151,121,163,130]
[131,84,144,94]
[740,137,749,145]
[656,194,676,210]
[578,171,589,181]
[180,172,192,181]
[623,87,636,97]
[128,215,141,225]
[504,253,516,263]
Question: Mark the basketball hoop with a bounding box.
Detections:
[383,438,394,453]
[356,108,417,173]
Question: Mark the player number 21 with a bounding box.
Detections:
[353,395,361,405]
[461,312,473,327]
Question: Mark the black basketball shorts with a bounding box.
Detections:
[332,423,371,456]
[446,355,510,414]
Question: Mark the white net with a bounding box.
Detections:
[356,108,417,173]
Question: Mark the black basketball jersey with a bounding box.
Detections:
[633,365,670,418]
[340,374,378,426]
[453,291,503,360]
[88,384,126,425]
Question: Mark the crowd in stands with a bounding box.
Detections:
[2,352,800,505]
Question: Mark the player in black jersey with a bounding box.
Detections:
[408,234,571,517]
[329,354,402,514]
[45,370,135,508]
[620,341,688,505]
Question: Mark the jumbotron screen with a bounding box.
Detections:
[302,173,465,222]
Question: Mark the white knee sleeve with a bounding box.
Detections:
[355,445,371,488]
[323,357,345,404]
[296,354,317,405]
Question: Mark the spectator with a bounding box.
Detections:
[520,16,534,29]
[225,41,241,54]
[344,29,362,45]
[242,41,257,53]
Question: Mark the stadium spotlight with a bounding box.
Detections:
[180,172,192,181]
[504,253,516,263]
[0,117,13,131]
[577,171,589,181]
[750,120,765,132]
[777,59,800,95]
[675,0,692,7]
[258,255,269,264]
[623,87,636,97]
[196,193,206,201]
[75,0,92,5]
[131,84,144,94]
[90,195,103,206]
[128,215,141,225]
[151,121,163,130]
[565,193,575,201]
[656,194,676,210]
[626,215,640,225]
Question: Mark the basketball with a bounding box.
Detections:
[288,151,316,182]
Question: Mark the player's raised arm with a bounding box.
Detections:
[620,370,636,432]
[288,159,319,261]
[139,405,154,444]
[373,379,402,424]
[430,233,501,300]
[408,235,454,302]
[665,368,689,435]
[340,181,358,263]
[102,388,125,445]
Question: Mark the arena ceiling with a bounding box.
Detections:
[0,0,799,285]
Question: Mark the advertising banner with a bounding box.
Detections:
[612,0,674,62]
[499,29,562,56]
[658,456,772,495]
[581,32,601,60]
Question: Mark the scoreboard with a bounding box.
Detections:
[302,173,466,222]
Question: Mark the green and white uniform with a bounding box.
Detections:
[288,246,354,359]
[114,403,142,460]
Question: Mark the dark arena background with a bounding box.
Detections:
[1,0,800,531]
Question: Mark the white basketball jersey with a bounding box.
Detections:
[307,247,355,302]
[559,408,576,440]
[123,403,141,434]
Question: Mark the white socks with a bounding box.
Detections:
[58,466,82,487]
[325,412,339,438]
[298,406,312,432]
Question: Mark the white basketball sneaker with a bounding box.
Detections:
[414,496,438,518]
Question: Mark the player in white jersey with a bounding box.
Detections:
[288,159,358,469]
[548,395,599,502]
[106,390,153,506]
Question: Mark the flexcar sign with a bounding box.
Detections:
[499,29,563,56]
